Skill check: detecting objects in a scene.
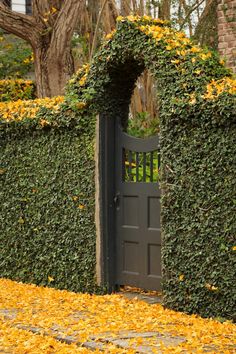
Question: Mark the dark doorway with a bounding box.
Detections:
[98,59,161,291]
[114,120,161,290]
[99,114,161,291]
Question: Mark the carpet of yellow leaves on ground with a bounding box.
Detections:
[0,279,235,353]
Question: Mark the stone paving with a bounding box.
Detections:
[0,293,186,353]
[0,308,186,353]
[0,292,235,353]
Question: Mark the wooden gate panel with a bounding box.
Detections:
[115,123,161,291]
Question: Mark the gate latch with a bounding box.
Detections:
[113,192,120,207]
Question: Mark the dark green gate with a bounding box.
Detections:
[114,122,161,290]
[99,115,161,291]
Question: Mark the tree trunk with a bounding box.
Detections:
[121,0,131,16]
[159,0,171,20]
[0,0,82,98]
[34,43,74,97]
[194,0,218,50]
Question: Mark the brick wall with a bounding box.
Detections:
[218,0,236,74]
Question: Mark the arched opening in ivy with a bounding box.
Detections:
[66,15,235,319]
[128,69,160,138]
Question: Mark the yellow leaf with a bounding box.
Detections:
[18,217,25,224]
[171,59,180,65]
[51,7,57,14]
[232,246,236,251]
[116,16,123,22]
[211,285,218,291]
[78,204,85,210]
[205,283,218,291]
[179,274,184,281]
[76,102,86,110]
[48,276,54,283]
[40,119,50,127]
[190,46,201,53]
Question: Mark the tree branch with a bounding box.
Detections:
[32,0,63,27]
[49,0,83,56]
[90,0,109,61]
[179,0,206,31]
[0,2,38,43]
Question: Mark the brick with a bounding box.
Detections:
[218,16,227,24]
[225,10,236,16]
[218,42,228,49]
[218,35,225,42]
[227,40,236,48]
[217,10,224,17]
[218,24,226,31]
[226,2,236,8]
[225,49,233,55]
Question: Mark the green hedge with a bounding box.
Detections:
[0,79,36,102]
[0,33,33,79]
[66,16,236,319]
[161,111,236,319]
[0,16,235,318]
[0,111,100,293]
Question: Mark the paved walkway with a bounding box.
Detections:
[0,280,235,353]
[0,303,186,354]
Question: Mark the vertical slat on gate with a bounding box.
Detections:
[122,148,126,182]
[150,151,153,182]
[143,152,146,182]
[136,152,139,182]
[128,150,132,181]
[157,152,161,182]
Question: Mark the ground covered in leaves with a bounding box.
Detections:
[0,279,235,353]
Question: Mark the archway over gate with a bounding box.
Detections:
[67,15,236,318]
[96,59,162,291]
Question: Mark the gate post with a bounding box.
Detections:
[95,114,116,291]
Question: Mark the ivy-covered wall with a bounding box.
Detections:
[0,16,235,319]
[0,111,99,293]
[66,16,236,319]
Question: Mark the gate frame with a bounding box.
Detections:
[95,114,117,291]
[96,113,161,291]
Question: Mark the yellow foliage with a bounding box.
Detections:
[105,30,116,40]
[76,102,87,109]
[76,64,90,87]
[0,279,235,353]
[78,204,85,210]
[116,15,124,22]
[205,283,218,291]
[203,77,236,99]
[48,276,55,283]
[0,96,64,121]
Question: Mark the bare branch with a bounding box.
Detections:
[0,2,38,43]
[179,0,206,31]
[49,0,83,56]
[90,0,109,61]
[32,0,63,26]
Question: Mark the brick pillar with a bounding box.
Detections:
[218,0,236,74]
